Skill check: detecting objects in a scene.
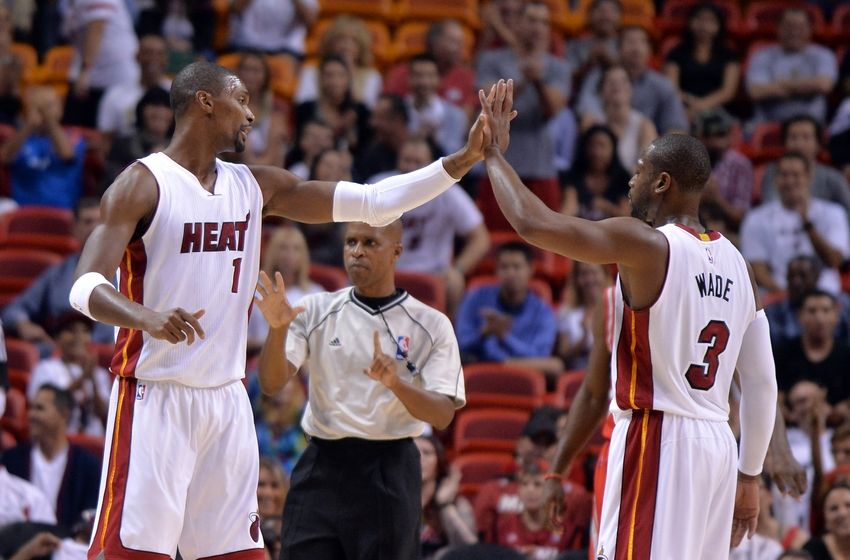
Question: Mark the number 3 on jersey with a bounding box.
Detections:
[685,320,730,390]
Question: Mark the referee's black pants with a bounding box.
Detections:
[279,437,421,560]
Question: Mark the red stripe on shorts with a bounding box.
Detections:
[615,409,663,560]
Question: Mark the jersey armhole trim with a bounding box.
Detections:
[132,159,162,243]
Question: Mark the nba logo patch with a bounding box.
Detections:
[136,384,146,401]
[396,336,410,360]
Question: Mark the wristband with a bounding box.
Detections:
[69,272,113,320]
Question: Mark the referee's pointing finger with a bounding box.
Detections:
[373,330,382,356]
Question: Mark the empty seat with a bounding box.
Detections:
[464,363,546,411]
[395,271,446,313]
[551,370,586,409]
[454,452,515,497]
[0,249,63,295]
[0,388,28,441]
[5,338,39,393]
[453,409,529,454]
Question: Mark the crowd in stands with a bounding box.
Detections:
[2,0,850,558]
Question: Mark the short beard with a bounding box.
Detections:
[234,136,246,153]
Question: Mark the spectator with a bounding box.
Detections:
[298,148,352,267]
[0,465,56,527]
[417,434,477,559]
[694,107,753,232]
[294,55,371,157]
[477,0,523,54]
[765,256,850,348]
[476,1,570,230]
[1,385,100,531]
[379,138,489,319]
[663,2,740,121]
[27,313,109,436]
[284,119,334,179]
[740,152,849,296]
[383,19,477,116]
[565,0,621,86]
[760,115,850,217]
[229,52,289,167]
[255,381,307,478]
[579,65,656,172]
[247,226,325,352]
[491,459,573,557]
[560,125,630,220]
[354,93,408,181]
[456,242,561,376]
[577,26,689,134]
[1,198,113,352]
[774,290,850,405]
[229,0,318,59]
[257,456,288,558]
[0,4,23,126]
[103,86,173,185]
[803,482,850,559]
[547,106,579,180]
[0,86,86,211]
[404,54,468,156]
[746,7,837,124]
[60,0,140,128]
[556,262,610,370]
[294,15,382,108]
[96,34,171,153]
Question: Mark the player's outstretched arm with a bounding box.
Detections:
[479,81,666,269]
[70,165,205,345]
[254,271,304,395]
[252,85,510,226]
[543,294,612,529]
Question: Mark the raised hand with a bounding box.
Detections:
[364,330,400,388]
[141,307,205,345]
[478,79,517,154]
[253,270,305,329]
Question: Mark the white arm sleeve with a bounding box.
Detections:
[332,159,459,227]
[735,309,778,476]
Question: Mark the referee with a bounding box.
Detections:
[253,220,466,560]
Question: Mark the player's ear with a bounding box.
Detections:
[195,90,214,114]
[654,172,672,194]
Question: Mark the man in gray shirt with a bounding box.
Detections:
[759,115,850,217]
[476,0,570,229]
[576,26,688,134]
[746,7,837,124]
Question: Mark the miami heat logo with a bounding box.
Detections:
[249,512,260,542]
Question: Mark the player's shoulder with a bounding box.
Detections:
[102,161,159,214]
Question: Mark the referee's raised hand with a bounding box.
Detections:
[253,271,305,329]
[364,331,400,389]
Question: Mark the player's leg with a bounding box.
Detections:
[700,427,737,560]
[595,414,632,559]
[177,382,265,560]
[588,439,611,560]
[88,378,194,560]
[279,441,348,560]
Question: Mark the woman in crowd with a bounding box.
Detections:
[804,483,850,559]
[295,15,382,107]
[299,148,353,267]
[663,2,740,120]
[232,51,289,167]
[580,65,656,172]
[560,124,631,221]
[257,456,289,560]
[556,261,610,370]
[416,434,477,559]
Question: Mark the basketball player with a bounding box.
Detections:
[67,63,508,560]
[479,80,777,559]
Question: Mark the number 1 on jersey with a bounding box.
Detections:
[231,258,242,293]
[685,320,730,390]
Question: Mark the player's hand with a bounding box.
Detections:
[435,464,462,506]
[730,474,760,548]
[479,79,517,156]
[142,307,206,345]
[765,443,807,498]
[253,271,306,329]
[364,330,400,389]
[543,477,565,531]
[14,532,61,560]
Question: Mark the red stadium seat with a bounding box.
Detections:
[0,249,63,296]
[744,2,826,40]
[463,363,546,411]
[471,231,572,288]
[0,388,28,441]
[68,433,106,462]
[466,275,554,307]
[550,370,586,409]
[5,338,39,393]
[395,271,446,313]
[455,452,516,498]
[309,263,349,292]
[0,206,74,237]
[749,121,784,164]
[453,409,529,454]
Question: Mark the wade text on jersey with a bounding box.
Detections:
[694,272,733,302]
[180,212,251,253]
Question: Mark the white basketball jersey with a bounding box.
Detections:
[110,152,263,387]
[610,224,756,422]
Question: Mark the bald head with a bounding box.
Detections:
[170,61,238,117]
[645,134,712,193]
[345,220,403,243]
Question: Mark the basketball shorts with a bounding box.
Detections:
[88,377,264,560]
[595,410,737,560]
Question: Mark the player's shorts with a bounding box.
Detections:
[595,410,737,560]
[88,377,264,560]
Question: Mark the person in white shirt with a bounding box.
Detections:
[27,313,110,436]
[253,220,465,559]
[0,465,56,527]
[741,151,850,296]
[229,0,318,58]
